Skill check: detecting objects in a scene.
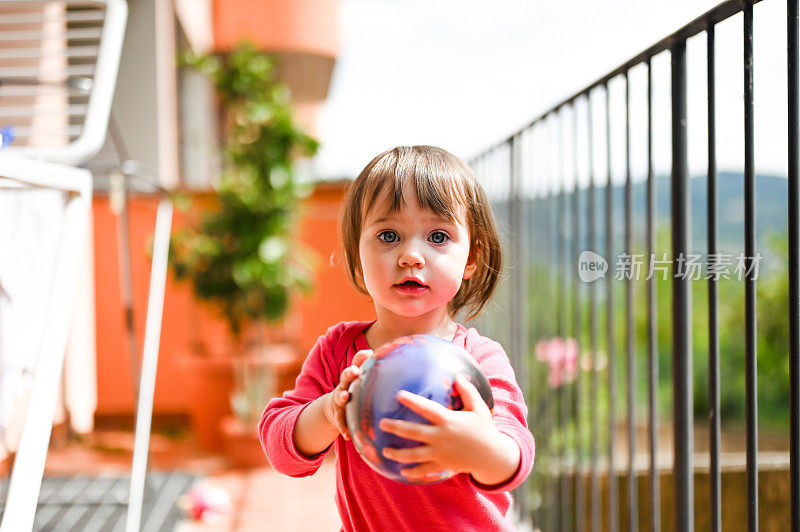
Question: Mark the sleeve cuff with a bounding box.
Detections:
[264,401,332,477]
[468,426,531,493]
[288,401,334,463]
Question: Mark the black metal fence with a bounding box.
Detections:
[470,1,798,530]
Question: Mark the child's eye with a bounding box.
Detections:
[378,230,399,243]
[428,231,450,245]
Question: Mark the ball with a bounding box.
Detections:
[345,334,493,485]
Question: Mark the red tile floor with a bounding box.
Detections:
[2,428,341,532]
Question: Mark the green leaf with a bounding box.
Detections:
[168,41,320,335]
[258,236,287,263]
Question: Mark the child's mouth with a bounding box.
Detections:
[394,280,428,293]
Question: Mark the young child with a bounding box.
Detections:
[259,145,534,531]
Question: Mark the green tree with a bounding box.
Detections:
[170,43,319,339]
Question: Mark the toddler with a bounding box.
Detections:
[259,145,535,531]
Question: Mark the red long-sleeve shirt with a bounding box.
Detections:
[259,320,535,532]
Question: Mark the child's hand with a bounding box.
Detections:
[324,349,372,441]
[378,374,520,486]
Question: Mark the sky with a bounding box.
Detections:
[313,0,790,184]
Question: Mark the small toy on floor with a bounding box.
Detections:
[177,483,231,522]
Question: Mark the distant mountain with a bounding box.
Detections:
[494,173,789,268]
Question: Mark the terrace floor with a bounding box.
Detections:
[1,422,790,531]
[0,427,341,532]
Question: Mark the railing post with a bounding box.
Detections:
[743,4,759,530]
[707,21,722,532]
[646,56,661,532]
[509,134,531,524]
[788,0,800,531]
[587,94,601,532]
[572,103,585,532]
[605,81,619,532]
[670,39,693,532]
[624,69,638,532]
[556,113,572,532]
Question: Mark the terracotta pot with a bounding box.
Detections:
[242,343,304,396]
[181,343,304,452]
[220,415,269,469]
[182,354,236,451]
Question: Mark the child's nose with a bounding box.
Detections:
[398,245,425,269]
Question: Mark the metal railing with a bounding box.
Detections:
[471,1,798,530]
[0,0,127,166]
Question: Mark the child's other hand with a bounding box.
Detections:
[378,374,520,486]
[324,349,372,441]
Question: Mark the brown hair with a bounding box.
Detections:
[339,145,502,320]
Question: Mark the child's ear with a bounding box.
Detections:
[463,247,478,280]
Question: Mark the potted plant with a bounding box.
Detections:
[170,43,318,456]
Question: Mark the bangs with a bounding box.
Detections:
[359,146,470,222]
[340,145,502,319]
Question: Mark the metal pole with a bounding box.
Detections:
[647,56,661,532]
[108,118,142,403]
[546,136,558,532]
[509,135,531,524]
[606,81,619,532]
[707,22,722,532]
[557,112,572,532]
[126,200,173,532]
[572,102,585,532]
[743,3,759,530]
[787,1,800,530]
[587,93,601,532]
[624,69,638,532]
[110,171,141,401]
[671,39,694,532]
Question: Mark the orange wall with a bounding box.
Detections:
[212,0,340,57]
[93,182,374,415]
[294,182,377,351]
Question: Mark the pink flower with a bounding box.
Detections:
[535,337,579,388]
[535,340,550,362]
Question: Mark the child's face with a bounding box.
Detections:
[358,187,477,322]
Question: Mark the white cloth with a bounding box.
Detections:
[63,216,97,434]
[0,188,65,455]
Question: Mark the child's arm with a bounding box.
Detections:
[259,322,370,477]
[293,350,371,457]
[378,374,522,486]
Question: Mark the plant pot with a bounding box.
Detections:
[182,354,236,451]
[243,342,304,396]
[181,342,304,452]
[229,343,303,424]
[220,415,269,469]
